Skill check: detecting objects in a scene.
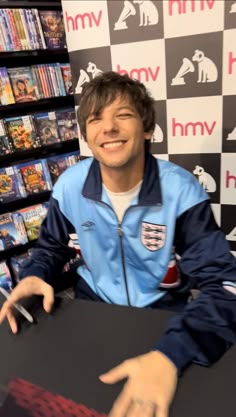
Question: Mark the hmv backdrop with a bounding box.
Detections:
[62,0,236,255]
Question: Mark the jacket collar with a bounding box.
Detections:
[82,152,162,206]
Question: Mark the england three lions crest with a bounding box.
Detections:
[141,222,166,251]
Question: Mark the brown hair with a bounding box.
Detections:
[77,71,156,141]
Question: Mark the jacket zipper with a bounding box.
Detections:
[87,198,150,307]
[118,222,131,306]
[92,199,132,306]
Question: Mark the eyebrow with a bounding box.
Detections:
[116,105,136,112]
[87,105,136,120]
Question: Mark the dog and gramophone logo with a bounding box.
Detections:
[107,0,163,44]
[169,153,220,204]
[225,1,236,29]
[150,101,167,155]
[68,46,112,104]
[221,205,236,252]
[222,96,236,153]
[166,31,223,99]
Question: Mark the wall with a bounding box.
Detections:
[61,0,236,255]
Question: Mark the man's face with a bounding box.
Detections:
[85,96,152,172]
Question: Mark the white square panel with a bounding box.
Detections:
[153,154,169,161]
[163,0,224,38]
[221,153,236,204]
[62,1,110,52]
[75,105,93,157]
[211,203,221,226]
[167,96,223,154]
[223,29,236,95]
[111,39,166,100]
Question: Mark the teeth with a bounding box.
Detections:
[103,141,124,149]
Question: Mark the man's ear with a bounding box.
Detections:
[144,131,153,141]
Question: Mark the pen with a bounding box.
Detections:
[0,287,34,323]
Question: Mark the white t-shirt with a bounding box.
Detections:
[103,180,143,222]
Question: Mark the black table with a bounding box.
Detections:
[0,298,235,417]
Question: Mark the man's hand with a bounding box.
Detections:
[99,350,178,417]
[0,276,54,334]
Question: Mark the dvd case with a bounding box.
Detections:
[0,67,15,105]
[0,119,13,155]
[47,151,80,185]
[39,10,66,50]
[19,203,48,241]
[0,212,28,251]
[17,159,52,195]
[10,250,33,282]
[47,154,68,185]
[5,115,40,151]
[60,64,73,95]
[0,165,26,203]
[34,111,60,145]
[56,108,78,141]
[8,66,39,103]
[0,261,12,291]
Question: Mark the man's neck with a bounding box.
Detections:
[101,164,144,193]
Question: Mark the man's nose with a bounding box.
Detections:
[102,117,119,134]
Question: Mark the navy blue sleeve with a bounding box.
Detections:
[155,200,236,373]
[19,196,77,283]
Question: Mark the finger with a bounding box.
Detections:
[126,399,142,417]
[6,310,18,334]
[99,361,130,384]
[0,301,18,333]
[1,279,37,308]
[42,287,54,313]
[142,401,157,417]
[108,388,131,417]
[0,301,12,324]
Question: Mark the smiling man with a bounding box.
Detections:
[1,72,236,417]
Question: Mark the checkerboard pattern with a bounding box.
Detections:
[62,0,236,254]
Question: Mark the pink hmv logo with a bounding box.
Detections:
[65,10,102,31]
[168,0,216,15]
[117,64,160,82]
[228,52,236,75]
[226,171,236,189]
[172,118,216,136]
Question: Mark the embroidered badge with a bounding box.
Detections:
[141,222,166,251]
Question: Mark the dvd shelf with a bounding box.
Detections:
[0,0,80,290]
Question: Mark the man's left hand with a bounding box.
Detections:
[99,350,178,417]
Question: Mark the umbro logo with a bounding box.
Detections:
[81,221,95,231]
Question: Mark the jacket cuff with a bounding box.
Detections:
[152,332,195,375]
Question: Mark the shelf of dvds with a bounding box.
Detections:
[0,190,51,215]
[0,95,74,116]
[0,0,80,289]
[0,1,62,9]
[0,50,70,70]
[0,137,79,167]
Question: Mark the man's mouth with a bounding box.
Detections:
[101,140,126,149]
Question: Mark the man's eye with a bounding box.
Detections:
[117,113,133,118]
[88,117,100,123]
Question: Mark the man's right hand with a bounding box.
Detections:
[0,276,54,334]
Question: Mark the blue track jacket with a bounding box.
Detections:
[20,152,236,373]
